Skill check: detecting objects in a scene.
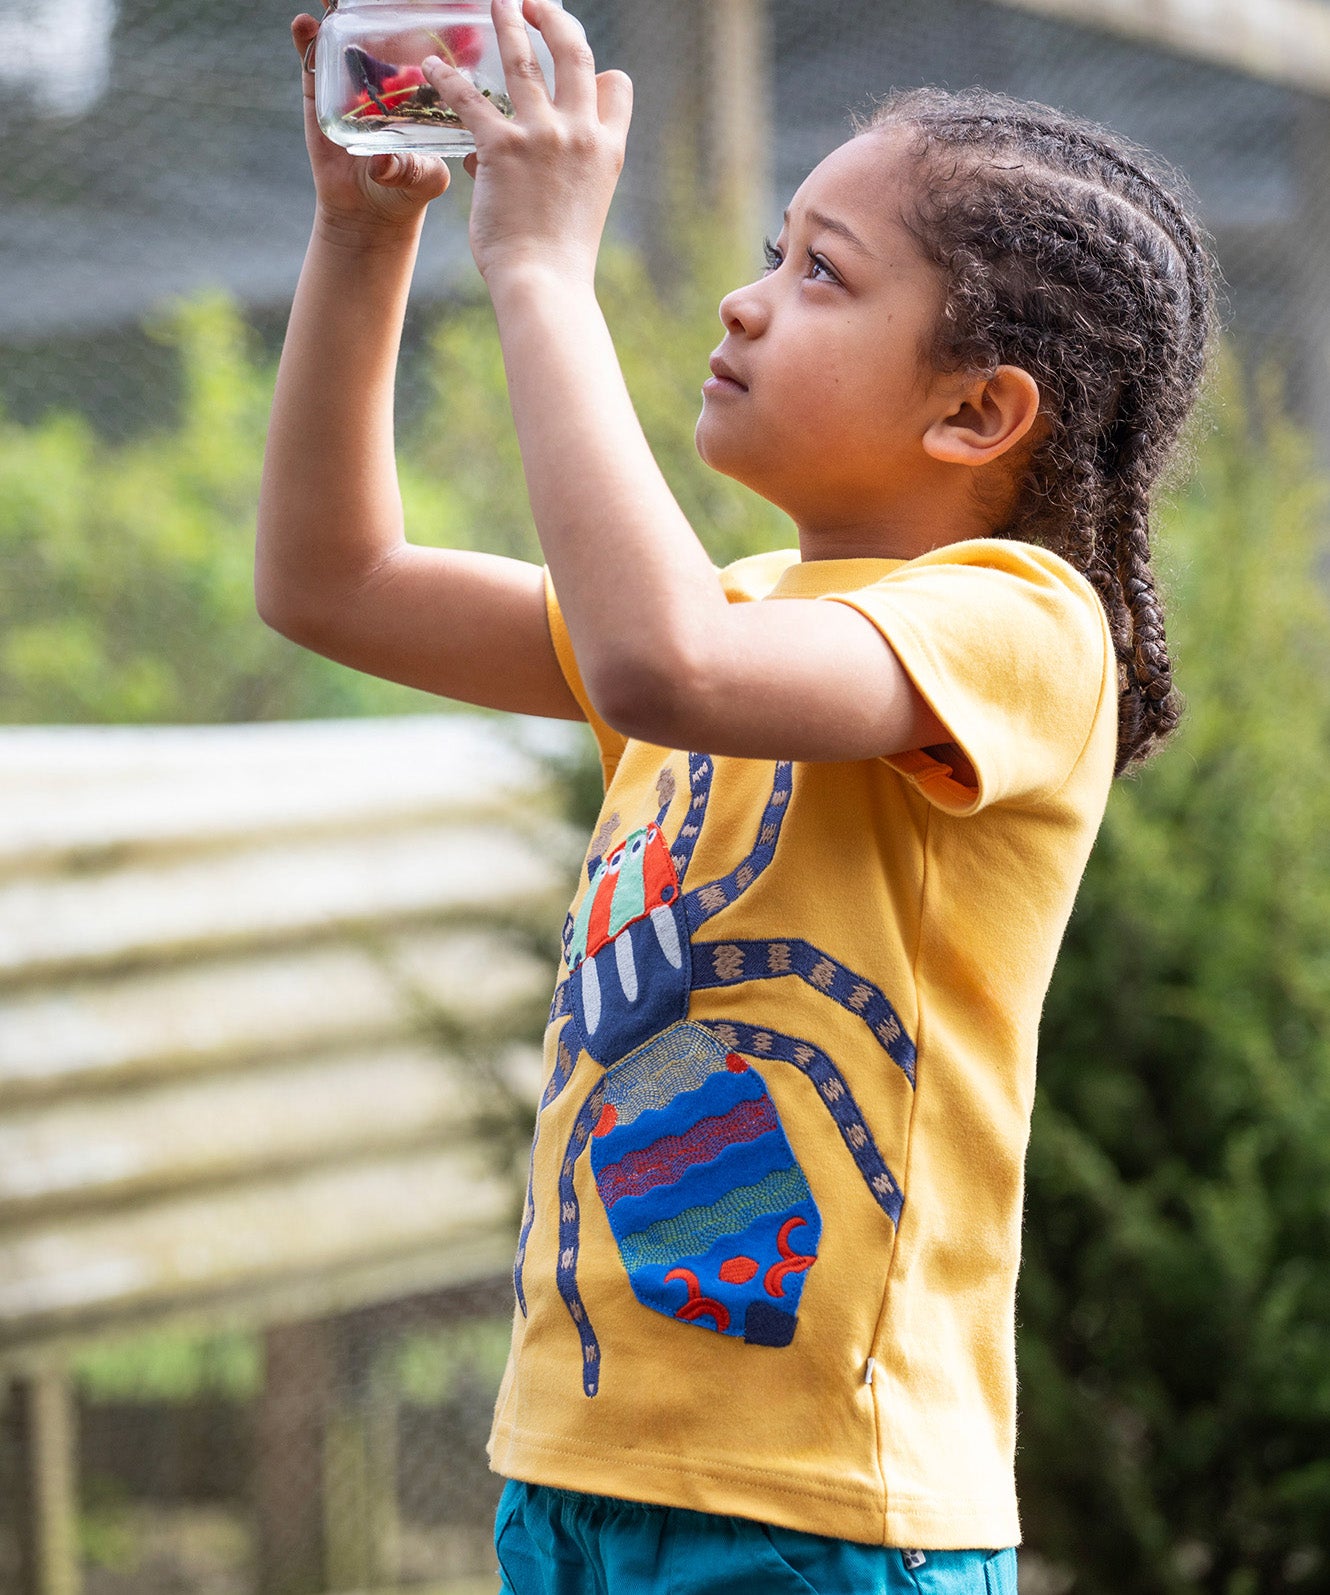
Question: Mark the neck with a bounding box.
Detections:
[794,484,998,563]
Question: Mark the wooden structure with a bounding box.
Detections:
[0,715,579,1595]
[996,0,1330,94]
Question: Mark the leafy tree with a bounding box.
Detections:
[1018,375,1330,1594]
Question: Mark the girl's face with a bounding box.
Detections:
[695,130,957,552]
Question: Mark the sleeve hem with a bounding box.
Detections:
[543,568,625,790]
[829,593,991,814]
[884,747,984,817]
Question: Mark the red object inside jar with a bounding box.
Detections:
[344,25,485,118]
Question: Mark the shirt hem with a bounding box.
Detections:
[488,1421,1023,1550]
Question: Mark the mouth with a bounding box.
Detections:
[705,352,748,393]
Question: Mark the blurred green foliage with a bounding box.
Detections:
[6,255,1330,1594]
[0,294,418,723]
[1022,373,1330,1594]
[392,1319,512,1405]
[0,246,786,725]
[75,1328,261,1403]
[415,241,788,576]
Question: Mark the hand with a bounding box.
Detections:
[421,0,632,286]
[293,10,451,237]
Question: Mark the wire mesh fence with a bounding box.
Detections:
[3,0,1329,434]
[2,1294,516,1595]
[3,2,1329,1593]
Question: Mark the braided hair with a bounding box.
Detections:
[858,89,1218,774]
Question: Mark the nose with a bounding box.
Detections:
[718,275,770,336]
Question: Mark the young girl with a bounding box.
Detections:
[259,3,1216,1589]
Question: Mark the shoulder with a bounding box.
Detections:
[893,536,1106,614]
[858,537,1112,666]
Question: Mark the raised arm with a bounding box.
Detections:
[426,0,947,762]
[255,14,581,720]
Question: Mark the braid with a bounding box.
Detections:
[856,89,1217,773]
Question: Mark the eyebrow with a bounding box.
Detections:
[782,206,872,255]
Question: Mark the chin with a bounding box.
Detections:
[694,417,763,491]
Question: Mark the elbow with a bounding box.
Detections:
[582,640,707,748]
[253,540,343,650]
[253,575,300,642]
[254,568,325,650]
[253,539,294,638]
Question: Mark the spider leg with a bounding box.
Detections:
[548,972,571,1028]
[668,752,719,885]
[697,1019,905,1226]
[513,1017,585,1315]
[684,761,793,934]
[690,940,916,1086]
[557,1076,610,1396]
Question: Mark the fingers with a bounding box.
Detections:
[292,14,319,98]
[421,53,510,135]
[426,0,621,142]
[594,68,632,140]
[490,0,555,119]
[520,0,599,117]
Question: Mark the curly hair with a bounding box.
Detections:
[857,88,1218,774]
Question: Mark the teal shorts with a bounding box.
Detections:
[494,1480,1018,1595]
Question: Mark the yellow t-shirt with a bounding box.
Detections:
[487,538,1116,1549]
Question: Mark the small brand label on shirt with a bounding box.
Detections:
[903,1549,928,1570]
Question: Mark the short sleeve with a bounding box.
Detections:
[828,541,1113,814]
[543,570,629,789]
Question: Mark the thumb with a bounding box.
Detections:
[369,152,451,199]
[595,69,633,137]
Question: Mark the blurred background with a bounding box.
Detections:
[2,1,1330,1593]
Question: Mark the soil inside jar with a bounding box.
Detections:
[344,83,515,127]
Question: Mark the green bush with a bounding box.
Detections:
[0,295,423,723]
[1019,376,1330,1593]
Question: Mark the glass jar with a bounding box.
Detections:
[312,0,560,157]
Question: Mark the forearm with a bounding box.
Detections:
[256,212,424,630]
[490,268,730,725]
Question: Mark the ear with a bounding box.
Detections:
[921,365,1042,467]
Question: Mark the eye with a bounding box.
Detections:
[761,235,782,273]
[804,247,840,283]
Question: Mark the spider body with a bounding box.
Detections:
[516,754,917,1396]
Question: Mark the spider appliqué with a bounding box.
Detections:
[514,753,916,1396]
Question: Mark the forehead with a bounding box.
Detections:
[786,130,916,244]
